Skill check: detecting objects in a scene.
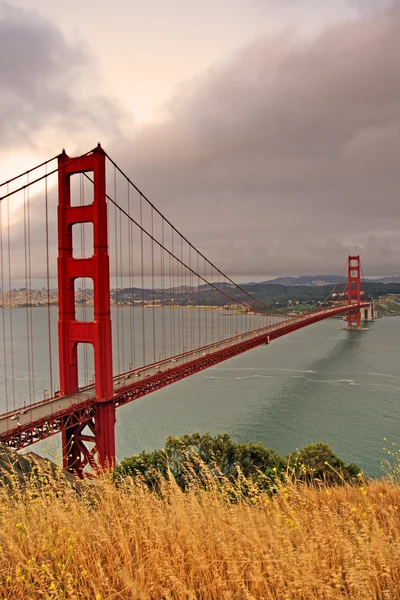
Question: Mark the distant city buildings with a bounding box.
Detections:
[1,287,176,308]
[0,287,59,308]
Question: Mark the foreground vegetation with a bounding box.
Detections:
[1,470,400,598]
[1,435,400,599]
[115,433,361,491]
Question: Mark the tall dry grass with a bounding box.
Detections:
[1,468,400,599]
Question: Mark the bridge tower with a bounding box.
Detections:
[58,144,115,474]
[347,255,361,329]
[360,301,376,322]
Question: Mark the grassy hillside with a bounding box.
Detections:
[375,294,400,316]
[1,467,400,598]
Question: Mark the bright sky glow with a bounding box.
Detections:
[12,0,357,125]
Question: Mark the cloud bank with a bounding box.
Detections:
[0,2,123,154]
[112,4,400,277]
[3,1,400,279]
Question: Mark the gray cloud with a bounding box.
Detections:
[350,0,399,15]
[0,2,129,287]
[3,3,400,282]
[110,8,400,277]
[0,2,123,152]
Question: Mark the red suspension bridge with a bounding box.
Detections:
[0,145,370,476]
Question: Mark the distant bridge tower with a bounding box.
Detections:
[347,255,362,329]
[360,301,376,322]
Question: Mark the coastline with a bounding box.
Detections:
[2,294,400,317]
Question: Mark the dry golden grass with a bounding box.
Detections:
[1,470,400,599]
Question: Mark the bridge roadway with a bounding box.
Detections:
[0,302,369,449]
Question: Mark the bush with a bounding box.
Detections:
[287,442,361,483]
[114,434,361,491]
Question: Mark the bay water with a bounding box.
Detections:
[117,315,399,477]
[2,308,399,476]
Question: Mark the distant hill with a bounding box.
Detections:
[373,276,400,284]
[250,275,400,287]
[258,275,342,287]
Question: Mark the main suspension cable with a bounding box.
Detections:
[0,154,59,188]
[0,149,95,202]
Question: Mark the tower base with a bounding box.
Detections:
[360,301,376,322]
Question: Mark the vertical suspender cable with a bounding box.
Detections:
[216,270,220,342]
[178,237,182,356]
[211,266,215,344]
[139,193,146,367]
[114,168,121,374]
[189,245,193,351]
[235,277,238,339]
[180,240,183,356]
[151,208,156,364]
[127,181,135,370]
[240,279,243,336]
[183,241,187,355]
[45,172,53,396]
[223,275,227,341]
[169,244,173,357]
[6,187,15,409]
[204,257,207,348]
[176,233,179,355]
[0,199,8,413]
[171,229,175,356]
[119,200,125,373]
[197,253,200,349]
[23,187,32,405]
[27,177,35,400]
[161,218,166,361]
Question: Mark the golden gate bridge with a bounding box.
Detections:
[0,145,370,476]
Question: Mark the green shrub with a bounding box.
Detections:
[114,434,361,492]
[287,442,361,483]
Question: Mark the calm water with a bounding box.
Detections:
[3,309,399,476]
[117,316,399,477]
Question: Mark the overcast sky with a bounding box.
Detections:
[1,0,399,279]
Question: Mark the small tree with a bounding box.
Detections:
[286,442,361,484]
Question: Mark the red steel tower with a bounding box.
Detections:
[58,145,115,474]
[347,255,361,329]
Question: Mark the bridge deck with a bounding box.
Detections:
[0,302,369,449]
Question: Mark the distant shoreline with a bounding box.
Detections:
[0,304,251,312]
[2,294,399,317]
[0,304,397,318]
